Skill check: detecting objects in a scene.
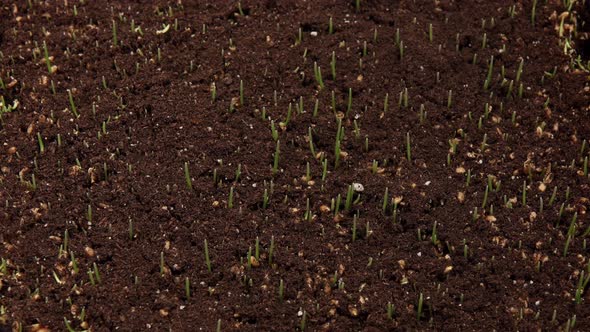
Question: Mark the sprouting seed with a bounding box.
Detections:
[522,181,527,206]
[43,41,52,74]
[331,51,336,80]
[262,189,269,209]
[531,0,538,26]
[272,140,280,175]
[211,82,217,102]
[67,89,79,118]
[300,310,307,331]
[37,133,45,153]
[383,93,389,113]
[279,278,284,302]
[346,88,352,117]
[268,236,275,264]
[185,277,191,299]
[428,23,433,42]
[184,162,193,190]
[328,17,333,34]
[112,20,118,46]
[417,293,423,321]
[447,89,453,109]
[484,56,494,90]
[93,262,101,283]
[160,252,166,276]
[387,302,394,320]
[548,186,558,206]
[313,98,319,117]
[228,186,235,209]
[239,80,244,106]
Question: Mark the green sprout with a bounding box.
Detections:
[184,162,193,190]
[417,293,424,321]
[268,236,275,264]
[272,140,280,175]
[331,51,336,80]
[43,41,52,74]
[228,186,234,209]
[185,277,191,299]
[112,19,118,46]
[67,89,79,118]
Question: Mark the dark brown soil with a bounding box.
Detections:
[1,0,590,331]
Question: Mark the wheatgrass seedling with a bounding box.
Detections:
[185,277,191,299]
[313,98,319,117]
[268,236,275,264]
[331,51,336,80]
[262,189,269,209]
[313,62,325,89]
[272,140,280,175]
[184,162,192,190]
[346,88,352,117]
[279,279,284,302]
[447,90,453,109]
[428,23,433,42]
[481,185,490,209]
[235,164,242,182]
[43,41,52,74]
[37,133,44,153]
[531,0,538,26]
[160,252,166,276]
[93,262,101,283]
[417,293,424,321]
[239,80,244,106]
[548,186,558,206]
[271,120,279,141]
[484,56,494,90]
[67,89,79,118]
[228,186,235,208]
[352,213,357,241]
[329,17,333,34]
[112,20,118,46]
[300,310,307,331]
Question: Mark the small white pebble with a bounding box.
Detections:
[352,183,364,192]
[310,31,318,37]
[424,181,431,186]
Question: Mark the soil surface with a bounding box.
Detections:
[1,0,590,331]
